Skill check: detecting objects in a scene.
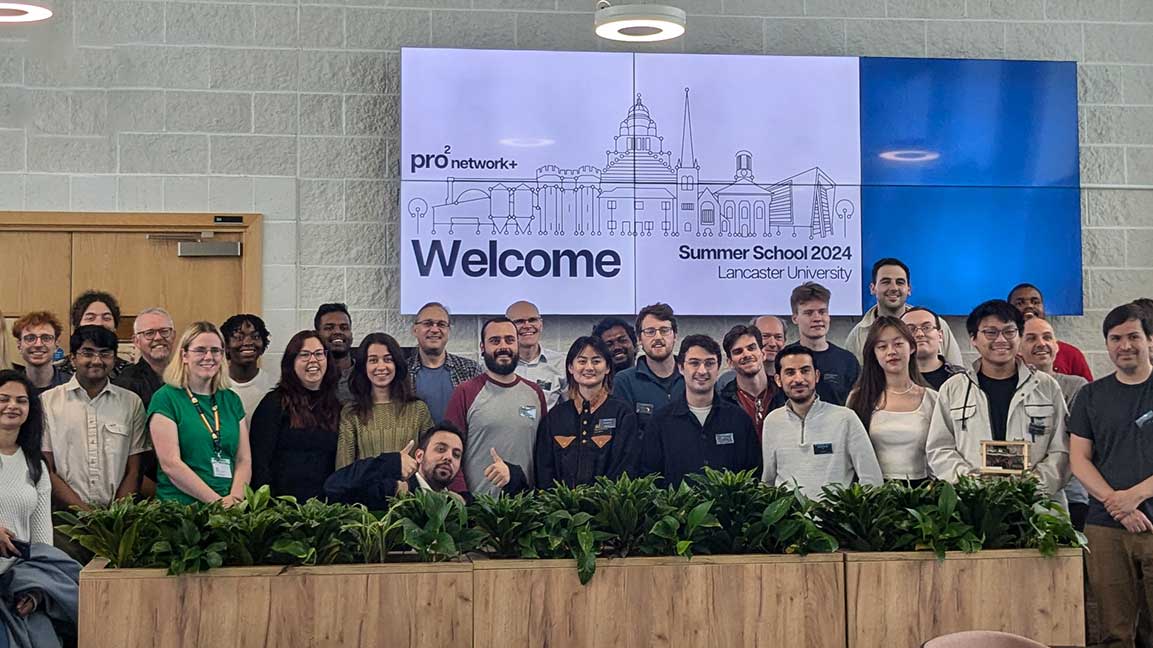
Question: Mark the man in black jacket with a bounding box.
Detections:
[641,335,762,486]
[324,422,528,507]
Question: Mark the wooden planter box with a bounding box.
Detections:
[472,554,846,648]
[845,548,1085,648]
[79,559,474,648]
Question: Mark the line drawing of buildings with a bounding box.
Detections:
[406,90,855,239]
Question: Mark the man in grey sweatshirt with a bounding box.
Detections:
[761,346,883,499]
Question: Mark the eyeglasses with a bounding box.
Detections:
[296,350,327,362]
[187,347,225,358]
[415,319,450,329]
[905,324,939,336]
[683,359,719,370]
[640,326,674,338]
[76,349,116,360]
[20,334,56,345]
[979,327,1019,341]
[511,317,541,327]
[136,327,174,340]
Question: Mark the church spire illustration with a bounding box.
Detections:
[408,89,845,240]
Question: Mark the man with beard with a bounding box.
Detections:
[115,307,175,497]
[315,303,355,402]
[507,300,566,409]
[845,258,964,365]
[592,317,638,372]
[41,326,148,522]
[717,315,787,392]
[613,303,685,431]
[1022,316,1091,529]
[405,302,482,422]
[1009,283,1093,382]
[221,314,275,422]
[900,307,965,390]
[444,317,544,498]
[783,282,859,406]
[719,325,775,433]
[760,346,882,499]
[11,311,68,395]
[641,335,761,487]
[325,422,512,506]
[927,300,1069,505]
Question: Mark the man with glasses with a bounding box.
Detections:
[642,335,760,486]
[613,303,685,431]
[41,326,148,555]
[220,314,275,422]
[114,307,174,409]
[11,311,68,395]
[407,302,482,422]
[900,306,965,390]
[314,303,355,402]
[1008,283,1093,382]
[506,300,566,409]
[927,300,1069,505]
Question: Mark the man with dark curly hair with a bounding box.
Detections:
[60,290,131,378]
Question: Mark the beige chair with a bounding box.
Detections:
[923,630,1048,648]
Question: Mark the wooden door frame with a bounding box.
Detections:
[0,211,263,314]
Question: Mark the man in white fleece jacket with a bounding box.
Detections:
[761,346,883,499]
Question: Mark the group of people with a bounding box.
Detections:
[0,256,1150,646]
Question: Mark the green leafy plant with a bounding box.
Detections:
[906,481,982,559]
[1028,500,1088,556]
[648,482,721,558]
[687,468,772,554]
[817,482,920,552]
[393,490,481,562]
[55,497,166,568]
[587,474,664,558]
[343,507,407,564]
[469,492,545,558]
[742,487,838,555]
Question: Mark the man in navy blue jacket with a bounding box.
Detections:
[324,421,528,507]
[641,335,762,486]
[613,303,685,432]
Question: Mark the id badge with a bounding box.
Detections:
[715,433,735,445]
[211,455,233,479]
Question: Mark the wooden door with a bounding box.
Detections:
[71,232,246,335]
[0,232,72,366]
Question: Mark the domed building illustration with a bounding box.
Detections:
[410,90,845,240]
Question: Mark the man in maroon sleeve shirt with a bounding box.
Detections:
[1009,283,1093,382]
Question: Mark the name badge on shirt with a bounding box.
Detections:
[600,418,617,430]
[536,379,553,392]
[715,433,735,445]
[211,456,233,479]
[813,443,833,455]
[1137,410,1153,430]
[636,403,654,415]
[519,405,538,420]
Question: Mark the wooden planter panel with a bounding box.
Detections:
[845,549,1085,648]
[79,561,473,648]
[472,554,845,648]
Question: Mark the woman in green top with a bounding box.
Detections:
[148,321,252,505]
[335,333,433,469]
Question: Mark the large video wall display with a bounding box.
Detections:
[400,49,1079,316]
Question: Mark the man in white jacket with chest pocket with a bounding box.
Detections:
[927,299,1070,506]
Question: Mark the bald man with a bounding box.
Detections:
[506,300,566,408]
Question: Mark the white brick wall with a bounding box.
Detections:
[0,0,1150,374]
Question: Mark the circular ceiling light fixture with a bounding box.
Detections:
[594,2,686,43]
[878,149,940,163]
[0,3,53,23]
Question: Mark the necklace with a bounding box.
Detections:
[886,382,916,395]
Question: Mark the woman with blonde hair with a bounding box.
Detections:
[147,321,251,505]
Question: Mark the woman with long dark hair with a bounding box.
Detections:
[534,336,640,488]
[335,333,433,469]
[847,316,937,483]
[250,331,343,501]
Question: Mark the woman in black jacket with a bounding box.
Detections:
[534,336,640,489]
[250,331,342,501]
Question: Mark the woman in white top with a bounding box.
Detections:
[0,370,52,609]
[847,316,938,483]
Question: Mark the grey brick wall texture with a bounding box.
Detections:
[0,0,1150,375]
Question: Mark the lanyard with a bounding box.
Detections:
[185,387,222,455]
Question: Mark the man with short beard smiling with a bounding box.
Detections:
[315,303,355,402]
[115,307,175,409]
[719,325,775,433]
[592,317,638,373]
[325,422,496,506]
[406,301,481,422]
[613,303,684,431]
[445,318,544,498]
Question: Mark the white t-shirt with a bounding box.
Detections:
[867,390,938,480]
[689,404,712,427]
[229,369,277,423]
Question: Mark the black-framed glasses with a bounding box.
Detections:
[296,350,327,362]
[136,327,174,340]
[76,349,116,360]
[20,334,56,345]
